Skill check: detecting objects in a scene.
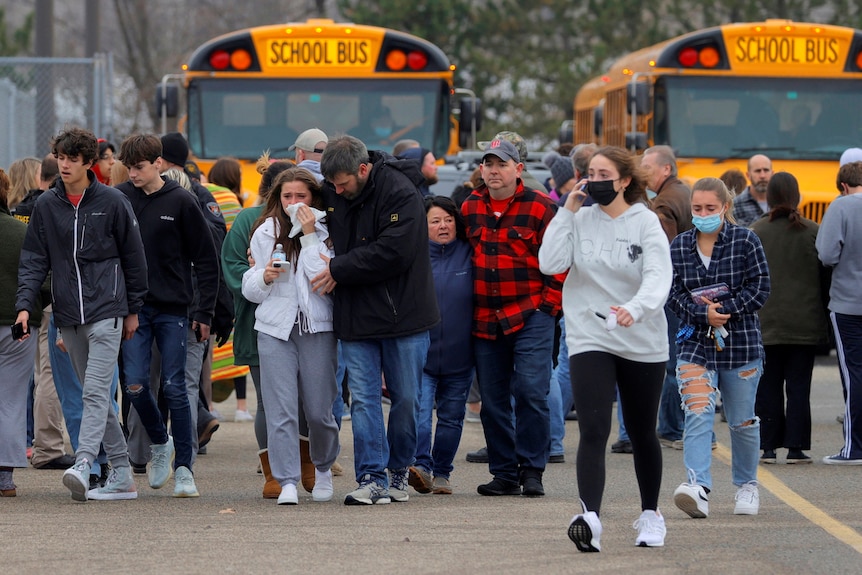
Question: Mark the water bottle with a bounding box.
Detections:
[272,243,286,269]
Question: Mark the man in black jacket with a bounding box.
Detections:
[16,127,148,502]
[115,133,219,498]
[314,135,439,505]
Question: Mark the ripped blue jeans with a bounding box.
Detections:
[677,358,762,490]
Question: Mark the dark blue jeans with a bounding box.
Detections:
[474,310,554,483]
[121,305,193,470]
[414,371,473,478]
[657,305,684,440]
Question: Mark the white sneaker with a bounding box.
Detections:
[312,469,333,502]
[674,482,709,518]
[734,483,759,515]
[173,466,199,498]
[234,409,254,422]
[62,458,91,502]
[88,466,138,500]
[278,483,298,505]
[567,500,602,552]
[633,510,666,547]
[148,436,175,489]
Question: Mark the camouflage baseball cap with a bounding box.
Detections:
[493,131,528,161]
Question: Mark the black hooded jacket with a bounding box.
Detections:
[323,150,439,340]
[16,172,148,328]
[116,178,219,324]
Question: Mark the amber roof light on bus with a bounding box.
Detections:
[657,27,729,70]
[187,30,262,72]
[385,49,407,71]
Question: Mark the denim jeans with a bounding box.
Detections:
[49,314,118,471]
[657,306,684,440]
[121,305,193,470]
[415,371,473,478]
[474,310,554,483]
[556,318,573,415]
[341,331,429,487]
[548,359,565,456]
[678,358,762,489]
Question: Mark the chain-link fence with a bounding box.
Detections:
[0,54,113,168]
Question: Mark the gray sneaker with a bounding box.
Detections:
[148,436,175,489]
[173,466,199,498]
[344,475,390,505]
[389,468,409,502]
[408,466,433,494]
[62,458,91,502]
[88,466,137,501]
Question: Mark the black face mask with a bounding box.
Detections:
[586,179,618,206]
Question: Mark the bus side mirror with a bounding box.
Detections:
[627,82,649,116]
[155,84,179,118]
[558,120,573,145]
[458,97,482,148]
[626,132,648,150]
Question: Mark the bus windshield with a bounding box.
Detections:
[656,76,862,160]
[186,78,449,160]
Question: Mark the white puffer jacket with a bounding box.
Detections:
[241,216,334,341]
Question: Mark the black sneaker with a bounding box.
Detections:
[786,449,812,464]
[760,449,777,464]
[519,470,545,497]
[477,477,520,496]
[611,440,633,454]
[466,446,489,463]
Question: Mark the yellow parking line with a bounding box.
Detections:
[713,443,862,554]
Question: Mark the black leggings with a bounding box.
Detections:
[571,351,665,515]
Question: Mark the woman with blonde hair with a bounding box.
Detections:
[7,157,41,210]
[668,177,770,518]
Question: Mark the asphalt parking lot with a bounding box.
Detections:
[3,353,860,574]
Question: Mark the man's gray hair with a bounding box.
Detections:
[570,143,598,177]
[320,135,370,181]
[644,145,678,177]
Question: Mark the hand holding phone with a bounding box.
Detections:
[11,322,28,340]
[194,323,203,342]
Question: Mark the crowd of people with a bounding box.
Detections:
[1,124,860,553]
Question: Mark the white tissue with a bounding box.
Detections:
[286,203,326,238]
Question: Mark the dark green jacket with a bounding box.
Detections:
[220,206,263,366]
[750,214,829,346]
[2,207,43,326]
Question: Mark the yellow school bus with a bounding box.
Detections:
[162,19,475,205]
[572,20,862,222]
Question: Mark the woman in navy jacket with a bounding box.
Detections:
[408,196,474,495]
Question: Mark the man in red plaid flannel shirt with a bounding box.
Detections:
[461,137,563,498]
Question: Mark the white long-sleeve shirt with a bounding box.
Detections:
[539,202,672,363]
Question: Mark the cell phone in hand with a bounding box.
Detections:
[194,324,203,342]
[11,322,27,340]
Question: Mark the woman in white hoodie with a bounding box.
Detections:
[242,167,339,505]
[539,146,672,552]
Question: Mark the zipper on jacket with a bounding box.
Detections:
[72,198,87,324]
[113,263,119,299]
[385,285,398,319]
[79,213,87,249]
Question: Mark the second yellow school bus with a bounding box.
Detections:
[572,20,862,222]
[163,19,472,205]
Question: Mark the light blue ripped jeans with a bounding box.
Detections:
[677,358,762,490]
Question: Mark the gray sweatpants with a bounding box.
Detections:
[258,327,339,486]
[60,318,129,470]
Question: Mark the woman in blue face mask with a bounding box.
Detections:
[666,177,770,521]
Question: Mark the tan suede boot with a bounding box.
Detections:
[258,449,281,499]
[300,438,316,492]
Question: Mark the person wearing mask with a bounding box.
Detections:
[408,196,474,495]
[816,161,862,464]
[540,145,672,551]
[751,172,829,464]
[668,177,770,519]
